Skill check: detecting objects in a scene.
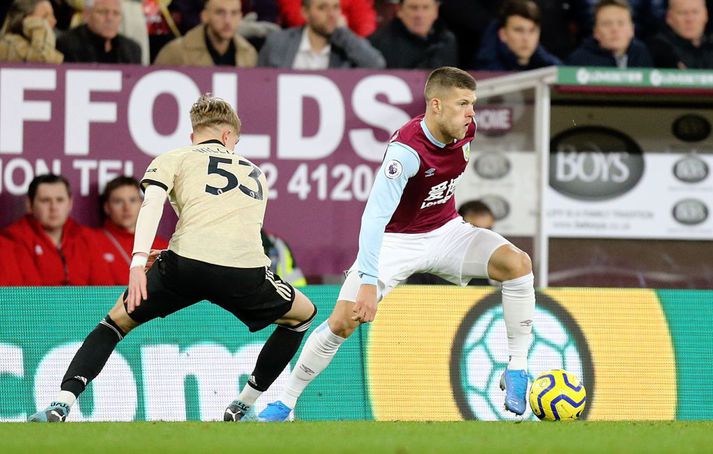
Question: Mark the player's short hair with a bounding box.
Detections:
[458,200,493,218]
[2,0,47,35]
[497,0,541,28]
[190,94,241,135]
[593,0,631,19]
[424,67,476,101]
[28,174,71,202]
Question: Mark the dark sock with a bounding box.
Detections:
[248,308,316,392]
[60,316,125,396]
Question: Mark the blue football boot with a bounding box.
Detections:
[257,401,292,422]
[500,369,528,416]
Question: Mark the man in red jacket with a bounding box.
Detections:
[94,176,169,285]
[3,174,113,286]
[0,235,41,286]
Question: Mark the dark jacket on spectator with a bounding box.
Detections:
[568,37,653,67]
[648,25,713,69]
[368,18,458,69]
[57,24,141,63]
[475,25,561,71]
[258,26,385,68]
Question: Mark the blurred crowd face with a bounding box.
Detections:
[104,184,142,231]
[85,0,122,40]
[398,0,439,38]
[30,182,72,232]
[31,1,57,28]
[667,0,708,42]
[594,5,634,56]
[499,15,540,63]
[464,211,495,229]
[202,0,242,42]
[303,0,341,38]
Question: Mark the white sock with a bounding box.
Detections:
[279,320,346,409]
[55,390,76,407]
[238,383,262,407]
[501,272,535,372]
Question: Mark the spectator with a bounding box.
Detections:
[368,0,458,69]
[93,176,169,285]
[459,200,495,230]
[649,0,713,68]
[154,0,257,67]
[258,0,385,68]
[568,0,652,67]
[0,235,41,286]
[56,0,141,63]
[0,0,63,63]
[3,174,112,286]
[278,0,377,37]
[439,0,500,69]
[407,200,495,285]
[536,0,593,61]
[475,0,561,71]
[262,229,307,286]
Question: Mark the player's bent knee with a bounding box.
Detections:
[511,251,532,278]
[108,297,140,334]
[327,306,360,338]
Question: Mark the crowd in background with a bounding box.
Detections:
[0,0,712,70]
[1,0,713,287]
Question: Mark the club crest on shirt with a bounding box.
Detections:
[385,159,403,179]
[463,143,471,162]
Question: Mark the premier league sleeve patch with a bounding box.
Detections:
[384,160,403,179]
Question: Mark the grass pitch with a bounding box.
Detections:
[3,420,710,453]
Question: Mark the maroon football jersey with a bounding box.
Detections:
[385,115,476,234]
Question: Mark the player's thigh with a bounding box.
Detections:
[432,223,510,283]
[214,267,296,333]
[108,294,140,334]
[275,288,315,326]
[123,251,201,325]
[338,238,424,303]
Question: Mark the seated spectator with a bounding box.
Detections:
[3,174,112,286]
[407,200,495,286]
[439,0,500,69]
[278,0,377,37]
[57,0,141,63]
[459,199,496,230]
[258,0,385,68]
[155,0,257,67]
[0,0,63,63]
[93,176,169,285]
[627,0,667,41]
[0,235,41,286]
[475,0,560,71]
[368,0,458,69]
[569,0,652,68]
[648,0,713,69]
[536,0,592,61]
[261,229,306,286]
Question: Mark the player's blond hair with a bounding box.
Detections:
[424,67,476,101]
[190,94,241,135]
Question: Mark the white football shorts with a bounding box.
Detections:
[338,217,510,303]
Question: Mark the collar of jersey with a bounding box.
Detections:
[198,139,225,146]
[420,119,446,148]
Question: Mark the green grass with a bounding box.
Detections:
[3,421,711,453]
